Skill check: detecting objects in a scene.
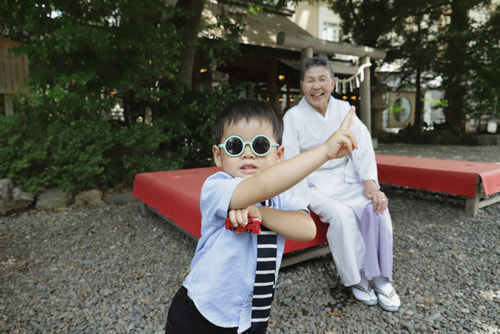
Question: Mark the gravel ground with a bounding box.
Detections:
[1,144,499,334]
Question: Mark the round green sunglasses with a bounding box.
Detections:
[218,135,279,157]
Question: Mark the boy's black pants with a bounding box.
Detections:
[165,286,266,334]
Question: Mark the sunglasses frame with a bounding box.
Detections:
[218,135,279,157]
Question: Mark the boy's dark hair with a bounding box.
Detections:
[301,54,334,81]
[214,99,283,145]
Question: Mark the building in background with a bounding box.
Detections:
[0,37,29,116]
[290,0,498,134]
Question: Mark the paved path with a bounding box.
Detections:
[375,143,499,163]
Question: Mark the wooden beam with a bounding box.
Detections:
[277,31,386,60]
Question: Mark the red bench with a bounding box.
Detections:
[132,154,500,266]
[132,167,330,267]
[376,154,500,217]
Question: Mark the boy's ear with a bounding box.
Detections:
[213,145,223,167]
[276,145,285,162]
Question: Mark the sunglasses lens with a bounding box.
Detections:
[252,136,271,155]
[225,137,243,156]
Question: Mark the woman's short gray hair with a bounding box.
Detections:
[300,54,334,81]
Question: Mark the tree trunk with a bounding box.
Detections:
[442,0,470,133]
[174,0,205,88]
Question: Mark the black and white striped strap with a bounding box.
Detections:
[250,199,277,330]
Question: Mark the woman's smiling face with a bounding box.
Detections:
[300,65,335,116]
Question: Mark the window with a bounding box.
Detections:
[322,22,341,42]
[392,97,412,123]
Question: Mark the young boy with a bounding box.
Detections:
[165,98,357,333]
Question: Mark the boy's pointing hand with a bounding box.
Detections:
[323,106,358,159]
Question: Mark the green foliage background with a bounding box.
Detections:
[3,0,497,195]
[0,84,243,195]
[328,0,499,133]
[0,0,244,195]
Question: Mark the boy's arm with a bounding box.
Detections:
[229,107,358,211]
[228,205,316,241]
[260,207,316,241]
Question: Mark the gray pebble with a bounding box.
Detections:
[1,144,499,333]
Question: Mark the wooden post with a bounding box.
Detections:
[4,94,13,116]
[360,56,371,133]
[302,47,313,61]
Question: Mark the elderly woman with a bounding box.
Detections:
[282,54,400,312]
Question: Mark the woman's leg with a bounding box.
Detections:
[309,192,365,287]
[359,204,393,281]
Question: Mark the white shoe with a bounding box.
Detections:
[352,284,378,306]
[374,285,401,312]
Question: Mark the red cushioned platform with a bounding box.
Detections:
[133,155,500,254]
[133,167,329,254]
[376,154,500,197]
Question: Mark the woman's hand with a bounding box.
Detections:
[363,180,388,214]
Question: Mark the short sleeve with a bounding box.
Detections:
[200,172,243,227]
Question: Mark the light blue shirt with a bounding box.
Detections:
[183,171,306,333]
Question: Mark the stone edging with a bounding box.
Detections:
[1,178,138,216]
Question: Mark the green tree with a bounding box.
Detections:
[0,0,246,194]
[172,0,296,88]
[386,1,443,130]
[1,0,182,123]
[327,0,496,134]
[438,0,489,133]
[467,3,500,131]
[327,0,395,48]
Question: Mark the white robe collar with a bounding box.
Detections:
[297,96,345,126]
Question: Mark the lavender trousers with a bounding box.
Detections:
[309,192,394,287]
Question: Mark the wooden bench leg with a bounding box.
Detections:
[465,176,481,217]
[465,196,479,217]
[141,203,156,217]
[464,176,500,217]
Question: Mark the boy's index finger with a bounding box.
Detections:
[339,106,356,130]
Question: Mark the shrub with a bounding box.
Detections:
[162,84,245,169]
[0,83,245,195]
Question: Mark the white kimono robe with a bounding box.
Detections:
[283,97,393,286]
